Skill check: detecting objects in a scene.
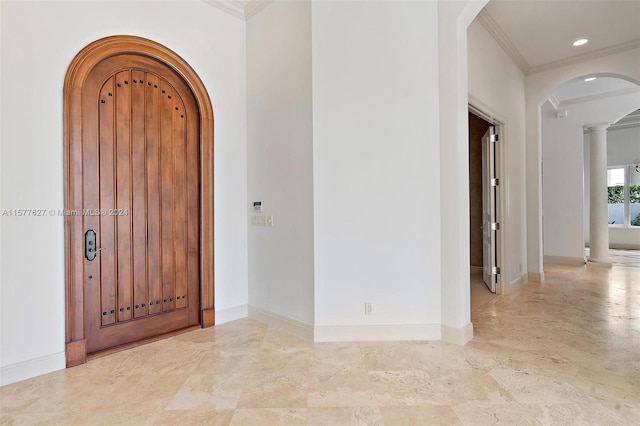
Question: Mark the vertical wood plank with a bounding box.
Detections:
[173,97,187,310]
[146,74,162,315]
[85,79,105,326]
[99,76,117,326]
[131,70,147,319]
[116,70,133,321]
[160,80,175,312]
[185,97,199,318]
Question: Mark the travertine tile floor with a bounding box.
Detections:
[584,248,640,268]
[2,262,639,425]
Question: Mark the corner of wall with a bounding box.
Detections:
[441,323,473,346]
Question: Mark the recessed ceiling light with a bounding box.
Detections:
[584,77,597,82]
[573,39,588,47]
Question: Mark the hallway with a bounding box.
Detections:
[1,263,638,425]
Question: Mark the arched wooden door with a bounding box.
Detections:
[64,36,215,366]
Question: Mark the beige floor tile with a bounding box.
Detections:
[489,368,597,405]
[379,405,462,425]
[306,406,383,426]
[453,402,539,425]
[166,374,244,411]
[308,370,376,407]
[230,408,307,425]
[524,402,640,426]
[236,372,308,408]
[154,409,234,425]
[310,343,367,373]
[1,261,639,424]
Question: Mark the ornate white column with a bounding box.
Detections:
[587,124,611,265]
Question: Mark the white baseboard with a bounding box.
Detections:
[470,266,483,273]
[528,271,544,283]
[314,324,441,342]
[441,323,473,346]
[497,272,527,295]
[1,351,66,386]
[248,305,314,341]
[544,255,587,265]
[609,243,640,250]
[215,304,248,324]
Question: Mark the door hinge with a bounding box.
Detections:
[491,178,500,186]
[490,134,499,143]
[492,266,501,275]
[491,222,500,231]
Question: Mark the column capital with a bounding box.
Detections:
[584,123,610,131]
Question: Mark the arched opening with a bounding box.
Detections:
[64,35,215,366]
[540,75,640,265]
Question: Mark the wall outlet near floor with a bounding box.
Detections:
[365,302,372,315]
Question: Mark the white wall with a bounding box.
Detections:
[584,124,640,249]
[312,0,442,337]
[541,101,585,260]
[607,126,640,167]
[467,19,528,286]
[246,0,314,325]
[0,0,248,385]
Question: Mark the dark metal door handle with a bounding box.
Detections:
[85,230,98,261]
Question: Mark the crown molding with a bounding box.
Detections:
[528,39,640,75]
[547,93,561,110]
[202,0,273,21]
[477,9,640,78]
[557,86,640,108]
[477,9,530,74]
[244,0,273,19]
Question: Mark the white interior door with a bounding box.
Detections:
[482,126,498,293]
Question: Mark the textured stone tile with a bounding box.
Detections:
[307,406,383,426]
[236,372,308,408]
[453,402,539,425]
[380,405,462,425]
[1,261,639,424]
[166,374,244,411]
[489,368,596,405]
[308,370,376,407]
[230,408,307,425]
[154,409,234,425]
[523,403,640,426]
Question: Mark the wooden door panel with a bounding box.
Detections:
[98,76,118,327]
[82,55,201,354]
[131,70,148,319]
[114,70,133,322]
[160,81,176,313]
[145,73,163,317]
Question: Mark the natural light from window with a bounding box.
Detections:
[607,166,640,227]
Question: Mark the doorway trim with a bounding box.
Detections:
[469,96,508,294]
[63,35,215,367]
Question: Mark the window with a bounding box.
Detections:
[607,166,640,227]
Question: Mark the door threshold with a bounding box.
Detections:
[86,325,201,362]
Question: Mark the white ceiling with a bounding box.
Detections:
[480,0,640,110]
[480,0,640,75]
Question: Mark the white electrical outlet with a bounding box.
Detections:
[365,302,372,315]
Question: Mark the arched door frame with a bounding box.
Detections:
[63,35,215,367]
